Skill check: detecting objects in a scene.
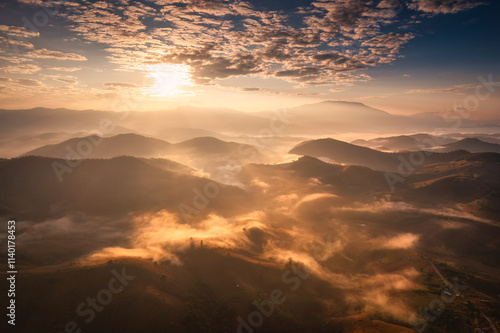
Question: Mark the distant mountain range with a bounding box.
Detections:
[290,138,400,171]
[351,134,456,152]
[2,102,500,333]
[23,133,171,159]
[438,138,500,153]
[19,134,266,183]
[19,131,500,182]
[352,134,500,153]
[21,133,257,160]
[2,101,499,158]
[288,137,483,172]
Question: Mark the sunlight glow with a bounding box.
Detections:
[146,64,192,96]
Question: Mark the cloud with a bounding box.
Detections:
[0,24,39,38]
[1,64,41,74]
[241,87,262,92]
[11,0,480,91]
[8,196,439,323]
[45,74,78,84]
[14,78,42,86]
[275,67,322,79]
[383,233,420,249]
[294,193,339,209]
[47,67,82,72]
[407,80,500,95]
[406,83,477,94]
[0,77,43,86]
[409,0,485,14]
[336,199,493,224]
[235,86,320,96]
[358,269,423,321]
[377,0,405,9]
[14,215,132,264]
[0,36,34,49]
[311,0,367,31]
[0,55,24,64]
[330,87,347,92]
[86,210,262,264]
[30,48,87,61]
[313,52,349,63]
[362,32,415,54]
[30,0,418,87]
[104,82,139,88]
[15,0,46,4]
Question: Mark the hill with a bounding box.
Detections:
[2,104,500,158]
[439,138,500,153]
[352,134,456,152]
[23,133,172,159]
[289,138,400,171]
[0,155,250,220]
[22,133,260,160]
[288,138,486,173]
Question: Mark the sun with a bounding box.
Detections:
[146,64,192,96]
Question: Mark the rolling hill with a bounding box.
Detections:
[0,155,251,220]
[289,138,400,171]
[1,153,499,333]
[438,138,500,153]
[3,103,500,159]
[351,133,457,152]
[21,133,260,161]
[23,133,172,159]
[288,137,487,173]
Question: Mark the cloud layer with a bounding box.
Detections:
[2,0,482,87]
[0,0,487,106]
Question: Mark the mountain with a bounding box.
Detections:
[277,101,393,122]
[289,138,400,171]
[0,107,118,134]
[259,101,500,135]
[23,133,172,159]
[0,106,268,136]
[438,138,500,153]
[0,107,264,157]
[2,104,500,159]
[258,101,415,135]
[22,133,260,161]
[2,153,500,333]
[7,252,420,333]
[0,155,250,220]
[20,134,268,184]
[264,155,390,195]
[352,134,457,152]
[471,134,500,145]
[175,136,249,154]
[157,127,229,142]
[288,137,493,172]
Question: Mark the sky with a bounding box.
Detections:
[0,0,499,118]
